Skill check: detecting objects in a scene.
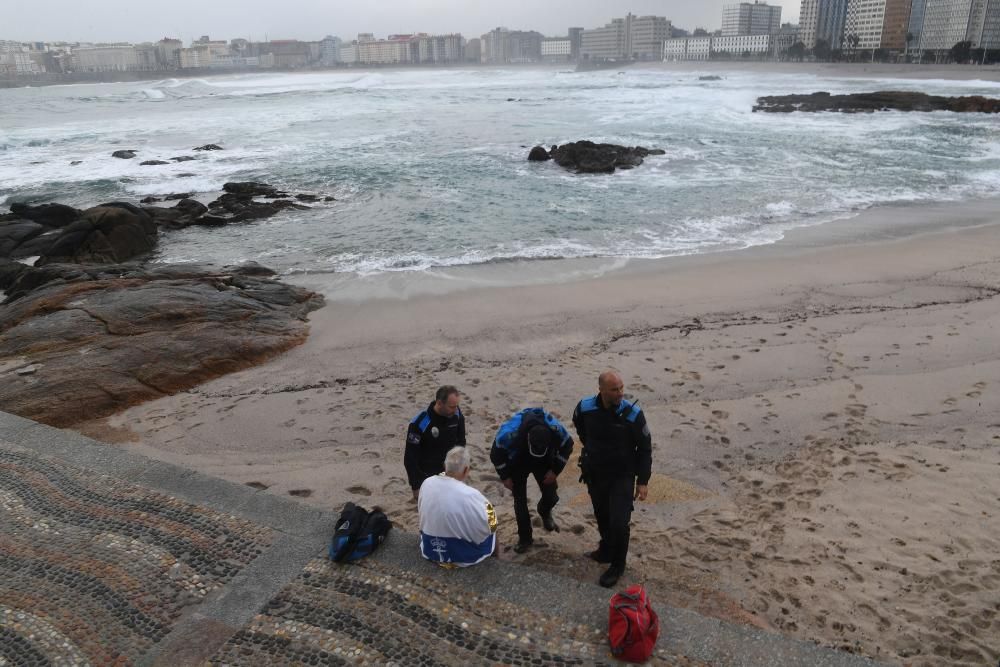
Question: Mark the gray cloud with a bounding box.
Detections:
[8,0,801,44]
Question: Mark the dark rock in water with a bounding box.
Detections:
[295,194,321,202]
[142,198,209,230]
[140,196,161,204]
[163,192,193,200]
[324,196,336,202]
[193,143,223,151]
[170,155,197,162]
[174,198,207,218]
[0,261,323,427]
[140,160,170,166]
[206,193,307,224]
[37,204,157,265]
[753,90,1000,113]
[9,203,81,228]
[70,160,83,166]
[528,146,551,162]
[699,75,723,81]
[542,141,665,174]
[112,150,137,159]
[176,173,196,178]
[223,181,285,198]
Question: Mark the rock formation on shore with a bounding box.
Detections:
[753,91,1000,114]
[0,178,331,428]
[0,261,323,427]
[528,141,665,174]
[1,182,329,264]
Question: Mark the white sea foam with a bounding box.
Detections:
[5,67,1000,278]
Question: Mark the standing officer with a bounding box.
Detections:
[490,407,574,553]
[573,370,652,588]
[405,386,466,501]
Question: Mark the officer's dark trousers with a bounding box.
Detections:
[511,467,559,544]
[587,475,634,568]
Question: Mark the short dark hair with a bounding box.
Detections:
[435,385,459,402]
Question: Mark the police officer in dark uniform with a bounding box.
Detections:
[490,407,574,553]
[573,370,652,588]
[405,386,466,501]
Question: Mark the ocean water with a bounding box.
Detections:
[2,67,1000,284]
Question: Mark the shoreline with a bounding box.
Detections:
[103,197,1000,665]
[288,194,1000,302]
[6,59,1000,91]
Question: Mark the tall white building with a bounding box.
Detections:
[844,0,888,49]
[72,45,140,72]
[580,13,671,60]
[722,2,782,35]
[919,0,967,50]
[663,37,712,60]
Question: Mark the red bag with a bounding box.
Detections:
[608,585,660,663]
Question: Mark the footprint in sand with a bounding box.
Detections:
[381,478,409,494]
[288,489,313,498]
[245,481,269,490]
[347,485,372,496]
[371,465,383,476]
[359,451,380,460]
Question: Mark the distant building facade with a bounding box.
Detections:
[799,0,850,48]
[480,28,542,63]
[713,33,775,54]
[721,2,783,35]
[663,36,712,60]
[541,38,572,61]
[580,13,671,60]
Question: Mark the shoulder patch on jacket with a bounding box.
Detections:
[411,410,432,433]
[579,396,599,413]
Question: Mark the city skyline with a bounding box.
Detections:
[6,0,802,44]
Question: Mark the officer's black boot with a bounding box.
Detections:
[599,564,625,588]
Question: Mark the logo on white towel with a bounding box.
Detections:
[430,537,448,561]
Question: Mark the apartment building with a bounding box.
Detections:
[800,0,851,48]
[413,34,465,64]
[713,33,775,54]
[919,0,975,50]
[359,36,412,64]
[480,28,542,63]
[844,0,887,48]
[630,15,672,59]
[541,38,572,61]
[580,14,671,60]
[663,36,712,60]
[722,2,782,35]
[73,45,141,72]
[581,18,630,59]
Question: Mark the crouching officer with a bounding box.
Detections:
[573,370,652,588]
[404,386,466,501]
[490,407,574,554]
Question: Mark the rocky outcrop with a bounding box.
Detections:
[193,144,223,151]
[9,203,81,227]
[199,182,308,225]
[140,160,170,166]
[0,261,324,427]
[529,141,665,174]
[37,204,157,265]
[111,150,137,159]
[528,146,551,162]
[753,91,1000,114]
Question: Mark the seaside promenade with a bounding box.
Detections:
[0,409,881,666]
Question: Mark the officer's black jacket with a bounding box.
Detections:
[404,402,466,490]
[572,396,652,484]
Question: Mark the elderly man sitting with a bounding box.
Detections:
[418,447,498,567]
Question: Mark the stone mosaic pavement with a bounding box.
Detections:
[0,410,881,667]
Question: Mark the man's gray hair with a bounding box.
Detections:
[444,446,470,474]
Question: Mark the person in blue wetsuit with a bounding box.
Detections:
[573,370,653,588]
[490,407,574,554]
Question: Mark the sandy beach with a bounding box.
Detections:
[86,198,1000,666]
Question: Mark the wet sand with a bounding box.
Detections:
[96,198,1000,666]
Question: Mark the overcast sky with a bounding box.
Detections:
[9,1,801,44]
